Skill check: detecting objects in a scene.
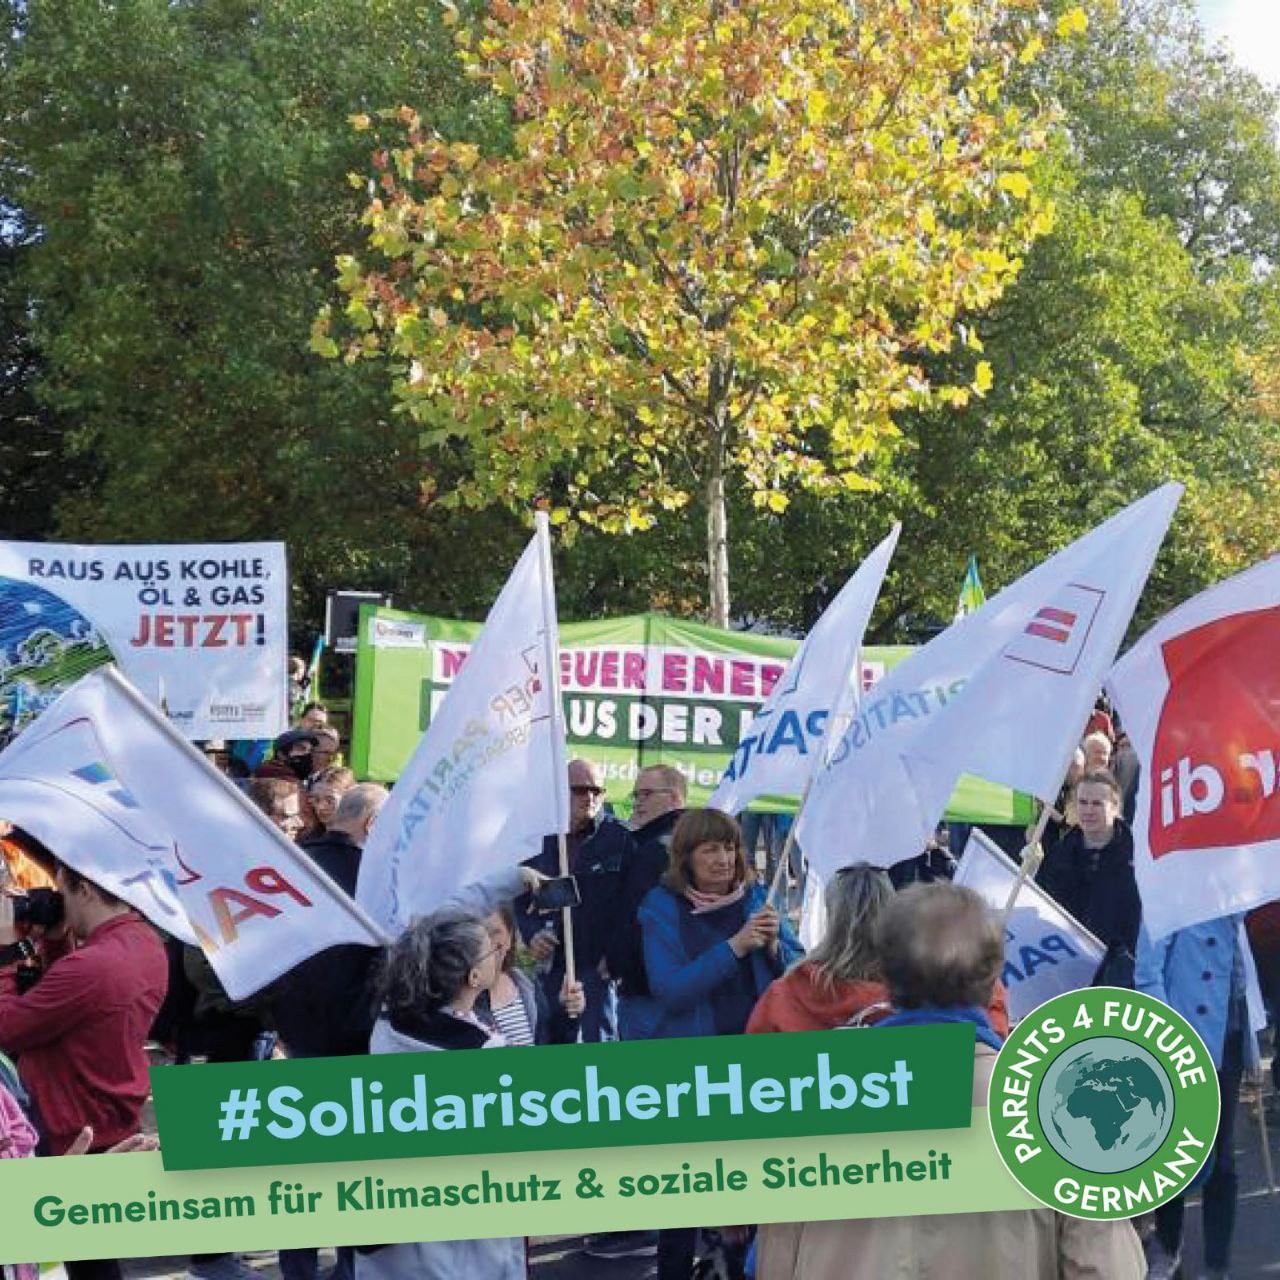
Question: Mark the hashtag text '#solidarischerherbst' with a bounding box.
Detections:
[31,1149,955,1227]
[216,1054,914,1142]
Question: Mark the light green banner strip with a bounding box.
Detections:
[2,1110,1036,1265]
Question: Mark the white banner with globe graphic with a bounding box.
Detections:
[0,541,288,742]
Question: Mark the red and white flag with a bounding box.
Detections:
[799,484,1181,873]
[1108,555,1280,939]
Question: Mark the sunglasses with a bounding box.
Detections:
[570,784,605,797]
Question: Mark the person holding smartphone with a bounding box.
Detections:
[637,808,803,1280]
[517,759,631,1041]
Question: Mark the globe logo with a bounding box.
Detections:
[1037,1036,1175,1175]
[0,578,113,746]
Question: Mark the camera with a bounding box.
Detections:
[12,888,65,930]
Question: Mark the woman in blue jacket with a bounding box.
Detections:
[638,808,803,1042]
[637,808,802,1278]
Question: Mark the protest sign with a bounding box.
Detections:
[356,522,568,934]
[351,608,1034,824]
[799,484,1181,873]
[1108,553,1280,939]
[0,667,386,998]
[953,829,1104,1020]
[0,541,288,740]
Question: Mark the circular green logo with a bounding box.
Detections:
[989,987,1220,1220]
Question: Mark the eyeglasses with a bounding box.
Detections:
[569,785,605,797]
[632,787,673,801]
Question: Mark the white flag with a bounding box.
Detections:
[358,517,568,933]
[799,485,1181,873]
[954,830,1104,1020]
[708,525,900,814]
[0,667,385,999]
[1107,555,1280,939]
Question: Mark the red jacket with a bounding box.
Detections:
[747,961,1010,1039]
[0,913,167,1153]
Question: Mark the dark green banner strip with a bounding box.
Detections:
[151,1026,973,1171]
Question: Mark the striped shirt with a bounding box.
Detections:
[489,997,535,1047]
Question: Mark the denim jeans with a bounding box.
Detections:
[1155,1026,1243,1271]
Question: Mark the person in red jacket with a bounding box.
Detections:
[0,858,167,1280]
[747,862,1010,1037]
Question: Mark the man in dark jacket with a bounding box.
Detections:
[519,759,631,1042]
[272,783,386,1280]
[1038,771,1140,984]
[607,765,688,1036]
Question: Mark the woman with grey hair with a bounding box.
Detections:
[756,883,1144,1279]
[356,866,581,1280]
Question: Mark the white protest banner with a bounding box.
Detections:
[954,829,1104,1020]
[0,667,387,998]
[708,525,900,814]
[1108,554,1280,939]
[358,518,569,934]
[0,541,287,740]
[798,484,1181,874]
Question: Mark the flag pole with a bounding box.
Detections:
[534,511,575,987]
[765,643,864,911]
[101,664,394,945]
[1001,795,1055,921]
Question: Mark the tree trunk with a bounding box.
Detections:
[706,433,730,629]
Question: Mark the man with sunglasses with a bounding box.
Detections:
[517,758,631,1042]
[607,765,688,1040]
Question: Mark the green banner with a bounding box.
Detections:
[151,1027,972,1172]
[351,607,1034,824]
[1,1116,1036,1264]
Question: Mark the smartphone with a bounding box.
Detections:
[533,875,581,913]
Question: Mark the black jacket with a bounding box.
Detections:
[1038,821,1141,969]
[518,813,632,972]
[272,830,380,1058]
[606,808,683,996]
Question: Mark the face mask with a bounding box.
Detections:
[286,751,314,780]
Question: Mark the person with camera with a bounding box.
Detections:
[0,856,167,1280]
[0,859,166,1158]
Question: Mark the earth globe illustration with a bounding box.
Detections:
[0,578,114,747]
[1037,1036,1175,1175]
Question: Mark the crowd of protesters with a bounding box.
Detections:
[0,687,1274,1280]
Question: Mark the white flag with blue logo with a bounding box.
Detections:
[0,667,385,998]
[707,525,900,815]
[357,518,569,933]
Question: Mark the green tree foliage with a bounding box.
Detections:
[0,0,521,621]
[321,0,1062,626]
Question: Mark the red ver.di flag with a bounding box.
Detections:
[0,540,288,741]
[1109,555,1280,939]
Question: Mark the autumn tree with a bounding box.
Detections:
[319,0,1069,625]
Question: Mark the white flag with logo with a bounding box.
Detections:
[1107,555,1280,939]
[358,519,569,933]
[954,829,1104,1020]
[708,525,900,814]
[798,484,1181,874]
[0,667,386,998]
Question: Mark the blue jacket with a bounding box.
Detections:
[638,881,803,1040]
[1135,915,1261,1070]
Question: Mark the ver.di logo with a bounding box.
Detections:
[989,987,1220,1220]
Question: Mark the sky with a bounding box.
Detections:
[1197,0,1280,88]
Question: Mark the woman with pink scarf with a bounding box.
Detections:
[636,808,802,1043]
